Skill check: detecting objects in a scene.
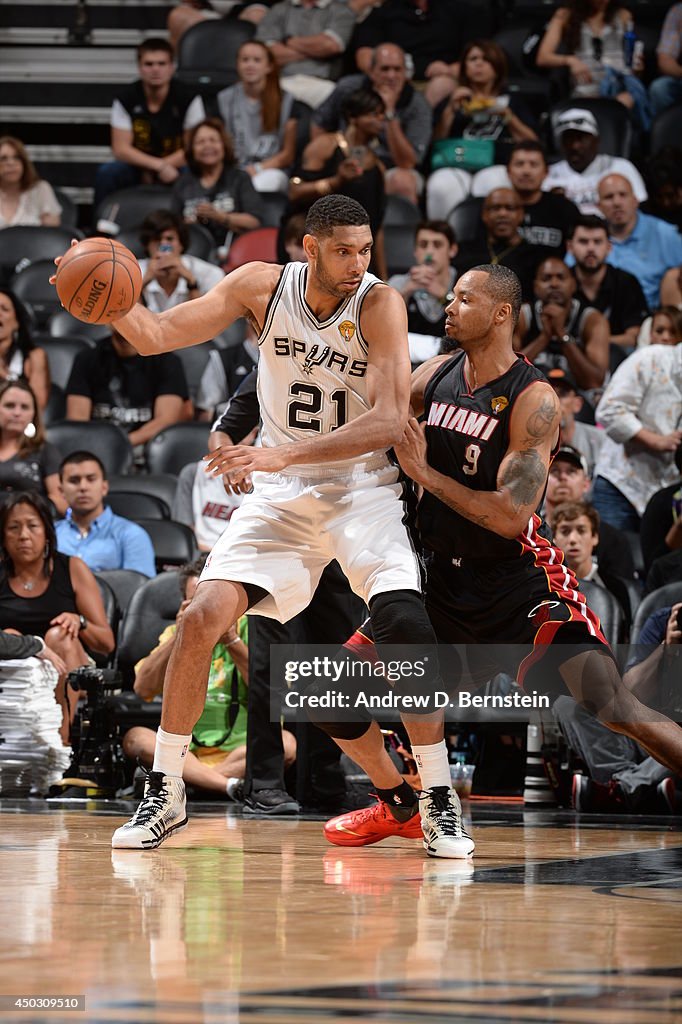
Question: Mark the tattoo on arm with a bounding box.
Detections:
[428,484,491,529]
[500,449,547,514]
[523,397,558,448]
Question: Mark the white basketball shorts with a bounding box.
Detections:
[199,462,422,622]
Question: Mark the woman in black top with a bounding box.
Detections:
[0,289,50,410]
[289,89,388,279]
[0,380,65,513]
[0,493,115,739]
[435,40,538,165]
[172,117,265,247]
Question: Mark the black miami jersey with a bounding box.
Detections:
[419,350,557,561]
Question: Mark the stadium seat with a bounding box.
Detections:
[106,492,170,520]
[224,228,279,273]
[258,191,289,229]
[447,196,484,245]
[384,223,418,276]
[40,336,91,390]
[630,582,682,643]
[175,342,215,402]
[108,473,178,513]
[47,420,133,475]
[95,569,149,621]
[53,188,79,231]
[0,225,82,284]
[95,575,119,662]
[548,98,633,159]
[116,570,184,686]
[94,185,175,234]
[622,530,645,582]
[10,261,64,328]
[579,579,625,647]
[176,18,255,96]
[43,384,66,427]
[134,519,197,571]
[384,195,422,227]
[650,105,682,161]
[145,422,211,476]
[47,308,108,344]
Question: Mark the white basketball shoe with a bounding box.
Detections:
[419,786,475,858]
[112,770,188,850]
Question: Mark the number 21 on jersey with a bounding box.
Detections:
[287,382,348,432]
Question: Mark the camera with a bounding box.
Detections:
[66,667,127,794]
[677,606,682,633]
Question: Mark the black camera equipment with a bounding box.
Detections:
[65,666,127,794]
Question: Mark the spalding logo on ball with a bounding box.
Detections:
[55,237,142,324]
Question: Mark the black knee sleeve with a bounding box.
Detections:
[369,589,447,711]
[369,589,436,647]
[307,714,374,741]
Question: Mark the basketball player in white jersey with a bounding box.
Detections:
[75,196,473,857]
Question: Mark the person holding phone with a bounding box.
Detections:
[138,209,224,313]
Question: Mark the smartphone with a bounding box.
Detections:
[677,606,682,633]
[158,242,173,254]
[349,145,367,163]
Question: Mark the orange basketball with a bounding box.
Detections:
[55,237,142,324]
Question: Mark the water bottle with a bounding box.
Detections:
[414,252,433,304]
[623,17,637,69]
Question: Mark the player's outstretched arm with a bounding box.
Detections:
[112,263,281,356]
[395,381,560,540]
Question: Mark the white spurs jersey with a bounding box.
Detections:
[257,261,390,477]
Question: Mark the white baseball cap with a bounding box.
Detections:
[554,108,599,137]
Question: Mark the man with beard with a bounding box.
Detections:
[455,187,542,302]
[514,256,609,394]
[567,214,648,349]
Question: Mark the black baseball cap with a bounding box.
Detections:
[552,445,588,474]
[545,367,579,393]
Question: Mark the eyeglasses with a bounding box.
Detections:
[591,37,603,62]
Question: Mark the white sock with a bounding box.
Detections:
[412,740,451,791]
[152,727,192,778]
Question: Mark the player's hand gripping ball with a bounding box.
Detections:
[54,237,142,324]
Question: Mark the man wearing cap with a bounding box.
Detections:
[514,255,610,394]
[545,368,603,475]
[567,214,648,348]
[597,173,682,311]
[545,444,636,581]
[544,108,646,216]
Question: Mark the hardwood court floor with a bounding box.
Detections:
[0,800,681,1023]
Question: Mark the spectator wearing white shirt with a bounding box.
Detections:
[593,342,682,530]
[94,38,205,211]
[543,108,646,216]
[137,210,224,313]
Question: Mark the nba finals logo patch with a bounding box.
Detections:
[491,396,509,414]
[338,320,356,343]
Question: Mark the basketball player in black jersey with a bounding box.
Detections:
[321,264,682,848]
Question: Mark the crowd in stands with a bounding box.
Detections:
[2,0,682,815]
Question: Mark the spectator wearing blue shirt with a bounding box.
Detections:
[597,173,682,310]
[554,603,681,812]
[55,451,156,577]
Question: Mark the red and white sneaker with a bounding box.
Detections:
[323,799,422,847]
